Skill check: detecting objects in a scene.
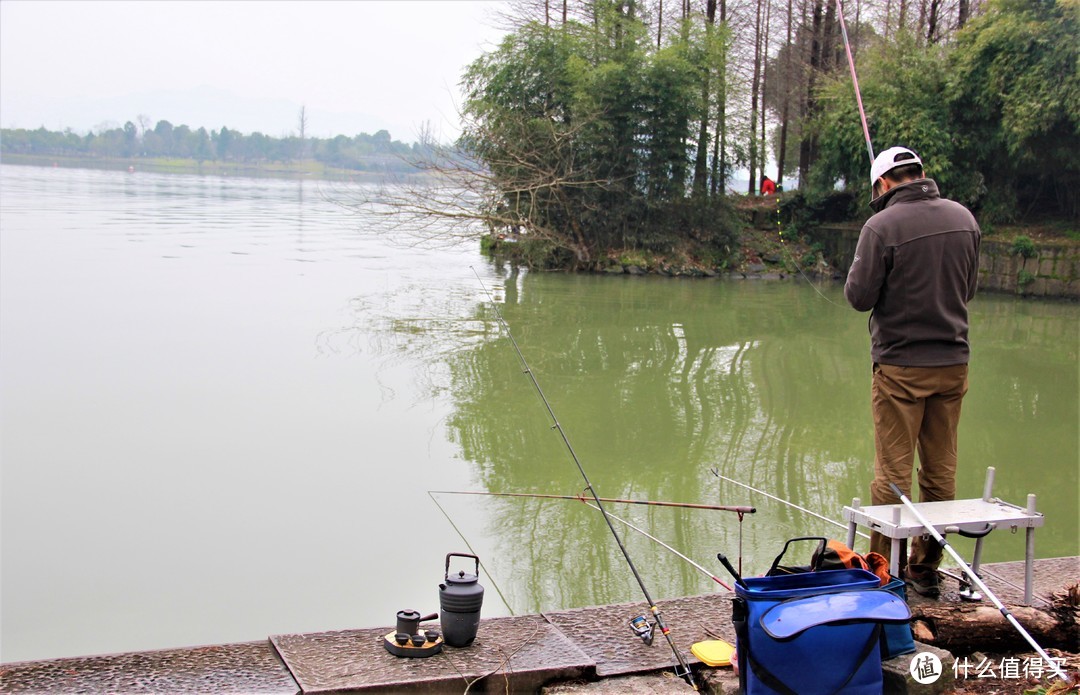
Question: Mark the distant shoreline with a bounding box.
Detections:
[0,153,426,183]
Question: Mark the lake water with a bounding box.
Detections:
[1,164,1077,663]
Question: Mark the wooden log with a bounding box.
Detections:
[909,598,1075,652]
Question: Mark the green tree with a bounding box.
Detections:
[947,0,1079,221]
[811,32,956,202]
[215,126,234,160]
[458,7,738,267]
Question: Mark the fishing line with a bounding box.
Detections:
[473,267,699,690]
[580,501,735,592]
[711,468,871,541]
[770,0,874,307]
[426,491,516,616]
[775,197,843,307]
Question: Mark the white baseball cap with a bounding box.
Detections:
[870,146,923,186]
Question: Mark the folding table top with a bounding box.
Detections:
[842,497,1044,540]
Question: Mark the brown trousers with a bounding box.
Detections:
[869,363,969,578]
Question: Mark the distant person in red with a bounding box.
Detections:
[760,176,776,195]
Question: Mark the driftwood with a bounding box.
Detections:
[909,584,1080,653]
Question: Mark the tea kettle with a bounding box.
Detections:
[438,553,485,647]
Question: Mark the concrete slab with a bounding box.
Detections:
[543,592,734,678]
[976,556,1080,606]
[269,615,594,693]
[0,641,298,694]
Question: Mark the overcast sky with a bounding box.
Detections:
[0,1,509,142]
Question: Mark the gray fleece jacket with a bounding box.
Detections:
[844,178,980,366]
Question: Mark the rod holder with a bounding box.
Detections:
[982,466,996,502]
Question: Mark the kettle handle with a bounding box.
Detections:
[445,552,480,580]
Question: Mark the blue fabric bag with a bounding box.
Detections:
[732,569,911,695]
[881,576,916,659]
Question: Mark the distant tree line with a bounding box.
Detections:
[0,120,429,174]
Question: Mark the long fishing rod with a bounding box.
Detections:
[889,484,1069,682]
[474,268,699,690]
[430,489,756,514]
[836,0,875,165]
[710,468,870,540]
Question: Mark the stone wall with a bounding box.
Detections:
[978,239,1079,298]
[806,225,1079,300]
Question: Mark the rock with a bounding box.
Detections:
[626,265,645,275]
[603,265,625,274]
[882,641,956,694]
[748,263,767,273]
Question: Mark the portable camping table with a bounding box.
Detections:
[841,468,1045,605]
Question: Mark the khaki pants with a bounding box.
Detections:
[868,363,969,578]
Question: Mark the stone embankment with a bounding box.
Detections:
[1,558,1076,694]
[808,224,1079,300]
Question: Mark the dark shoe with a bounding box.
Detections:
[904,569,940,599]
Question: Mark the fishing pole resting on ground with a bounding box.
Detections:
[472,268,699,690]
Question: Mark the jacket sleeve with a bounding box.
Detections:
[844,225,885,312]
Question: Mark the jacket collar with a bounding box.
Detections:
[869,178,939,213]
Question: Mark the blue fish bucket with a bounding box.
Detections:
[732,568,910,695]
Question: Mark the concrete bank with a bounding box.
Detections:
[1,558,1076,694]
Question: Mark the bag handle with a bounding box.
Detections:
[766,536,828,575]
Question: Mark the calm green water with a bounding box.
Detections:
[430,272,1079,614]
[1,164,1076,662]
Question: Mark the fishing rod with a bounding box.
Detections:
[889,484,1069,682]
[430,489,756,515]
[473,268,699,690]
[710,468,870,541]
[836,0,875,165]
[579,500,735,592]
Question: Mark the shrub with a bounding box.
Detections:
[1011,235,1037,258]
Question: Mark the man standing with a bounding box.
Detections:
[845,146,981,598]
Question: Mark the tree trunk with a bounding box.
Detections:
[926,0,941,43]
[748,0,764,194]
[776,0,793,187]
[798,0,825,184]
[909,599,1077,653]
[957,0,970,29]
[657,0,663,47]
[692,0,718,196]
[712,0,729,195]
[759,0,771,184]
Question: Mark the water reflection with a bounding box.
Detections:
[2,164,1074,661]
[421,272,1077,614]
